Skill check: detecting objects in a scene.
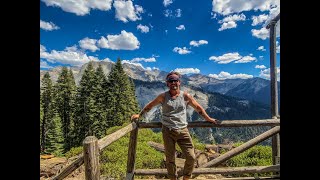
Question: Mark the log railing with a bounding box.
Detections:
[51,119,280,180]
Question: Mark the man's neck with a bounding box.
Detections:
[169,89,180,97]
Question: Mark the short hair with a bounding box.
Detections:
[166,71,181,81]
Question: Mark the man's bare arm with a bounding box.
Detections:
[184,92,219,124]
[131,93,165,120]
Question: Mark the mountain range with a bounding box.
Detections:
[40,61,279,144]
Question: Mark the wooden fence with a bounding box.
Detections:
[51,119,280,180]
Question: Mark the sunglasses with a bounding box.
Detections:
[167,80,179,83]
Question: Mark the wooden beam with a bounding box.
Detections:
[83,136,100,180]
[134,165,280,175]
[98,122,137,150]
[138,119,280,128]
[126,120,139,180]
[201,126,280,168]
[52,122,137,180]
[51,156,84,180]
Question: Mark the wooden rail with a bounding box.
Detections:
[135,164,280,176]
[51,122,137,180]
[138,119,280,128]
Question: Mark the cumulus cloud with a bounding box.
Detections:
[113,0,144,23]
[251,27,269,40]
[176,25,185,31]
[146,67,160,71]
[137,24,150,33]
[40,20,60,31]
[217,13,246,31]
[40,60,54,69]
[212,0,280,16]
[174,68,200,74]
[255,65,267,69]
[190,40,208,47]
[79,37,99,52]
[276,41,280,53]
[208,71,253,80]
[259,67,280,80]
[97,30,140,50]
[40,44,99,66]
[131,57,156,63]
[173,47,191,55]
[163,0,173,7]
[41,0,113,16]
[251,14,269,26]
[209,52,256,64]
[164,8,182,18]
[257,46,266,51]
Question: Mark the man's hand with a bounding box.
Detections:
[207,117,220,124]
[131,114,140,121]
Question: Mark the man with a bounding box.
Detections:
[131,71,219,180]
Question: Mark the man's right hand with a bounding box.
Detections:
[131,114,140,121]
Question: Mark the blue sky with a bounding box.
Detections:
[40,0,280,80]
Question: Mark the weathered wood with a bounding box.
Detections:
[83,136,100,180]
[98,122,137,150]
[201,126,280,168]
[148,141,165,152]
[51,156,84,180]
[138,119,280,128]
[134,165,280,175]
[52,122,137,180]
[126,121,139,180]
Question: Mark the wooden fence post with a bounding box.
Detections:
[83,136,100,180]
[126,121,139,180]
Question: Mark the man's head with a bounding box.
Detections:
[166,71,181,90]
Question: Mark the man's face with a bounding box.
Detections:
[167,79,180,90]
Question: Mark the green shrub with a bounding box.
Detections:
[65,146,83,159]
[224,142,273,177]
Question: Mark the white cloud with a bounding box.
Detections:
[251,14,268,26]
[260,67,280,80]
[40,20,60,31]
[218,21,237,31]
[41,0,113,16]
[97,30,140,50]
[251,27,269,40]
[40,60,54,69]
[175,9,182,17]
[137,24,150,33]
[176,25,185,31]
[113,0,144,23]
[163,0,173,7]
[259,56,264,59]
[235,56,256,63]
[257,46,266,51]
[131,57,156,63]
[79,37,99,52]
[217,13,246,31]
[174,68,200,74]
[146,67,159,71]
[212,0,280,16]
[164,8,182,18]
[219,13,246,23]
[190,40,208,47]
[209,52,241,64]
[208,71,253,80]
[276,41,280,53]
[40,44,98,66]
[255,65,267,69]
[209,52,256,64]
[173,47,191,55]
[40,44,46,53]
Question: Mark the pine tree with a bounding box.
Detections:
[92,64,108,138]
[106,58,139,127]
[54,67,76,152]
[40,72,55,153]
[45,115,64,156]
[73,62,98,146]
